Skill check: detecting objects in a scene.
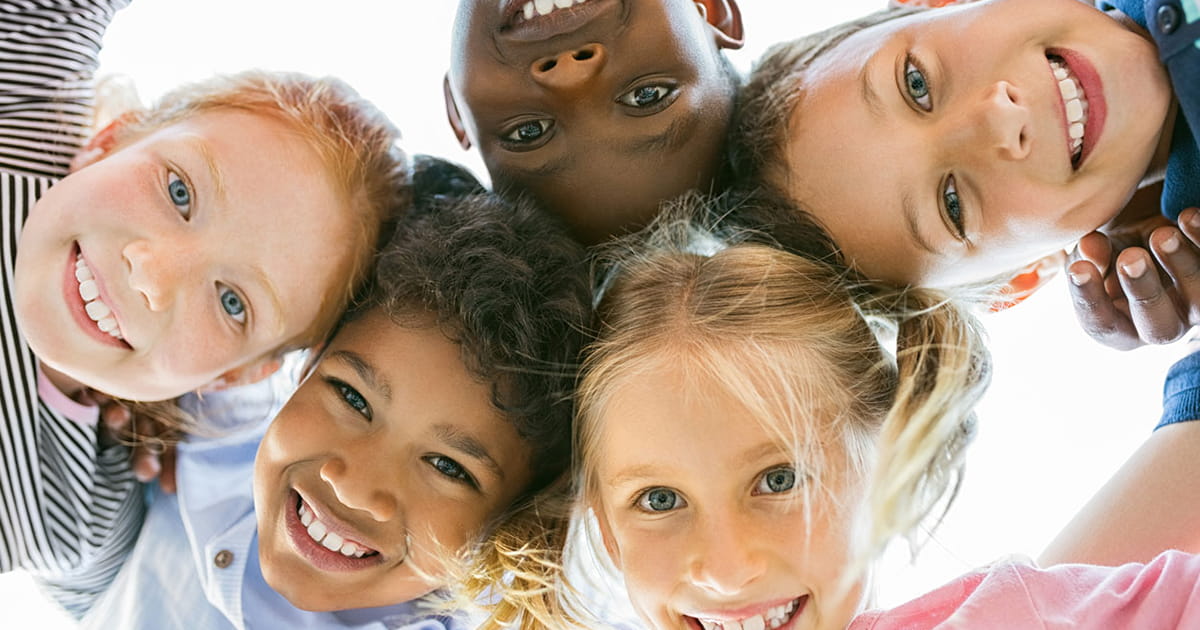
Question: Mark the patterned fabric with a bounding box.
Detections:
[0,0,141,617]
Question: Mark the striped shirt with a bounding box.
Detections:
[0,0,141,618]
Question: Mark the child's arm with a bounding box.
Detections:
[1040,351,1200,566]
[1068,208,1200,351]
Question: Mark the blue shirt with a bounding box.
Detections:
[81,368,462,630]
[1101,0,1200,220]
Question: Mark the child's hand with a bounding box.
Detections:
[1069,209,1200,350]
[92,394,179,493]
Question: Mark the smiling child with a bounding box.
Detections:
[1,0,405,616]
[444,0,745,243]
[729,0,1190,289]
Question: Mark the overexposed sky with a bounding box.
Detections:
[2,0,1187,627]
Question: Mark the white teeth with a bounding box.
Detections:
[1065,98,1083,123]
[699,622,718,630]
[1058,78,1078,100]
[1053,65,1068,81]
[519,0,589,20]
[78,279,99,301]
[1069,122,1085,140]
[74,255,124,341]
[297,500,373,559]
[1050,57,1089,163]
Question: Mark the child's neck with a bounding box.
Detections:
[38,361,90,402]
[1140,97,1180,189]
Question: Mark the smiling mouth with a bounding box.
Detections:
[512,0,593,25]
[1047,53,1090,169]
[73,250,126,342]
[689,596,806,630]
[295,495,379,559]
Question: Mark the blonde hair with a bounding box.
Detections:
[568,193,990,624]
[106,70,409,353]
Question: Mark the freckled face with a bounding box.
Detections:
[593,366,867,630]
[778,0,1171,286]
[14,110,353,401]
[447,0,742,242]
[253,311,534,611]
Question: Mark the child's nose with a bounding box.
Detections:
[123,238,190,311]
[688,513,768,596]
[530,44,607,93]
[974,80,1032,162]
[319,456,400,523]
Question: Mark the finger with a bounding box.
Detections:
[1178,208,1200,248]
[100,402,132,432]
[1068,258,1141,350]
[131,445,162,483]
[1117,247,1188,345]
[1076,231,1115,275]
[1150,226,1200,325]
[159,447,177,495]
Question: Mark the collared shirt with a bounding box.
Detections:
[82,367,460,630]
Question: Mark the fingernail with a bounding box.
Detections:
[1188,210,1200,230]
[1069,270,1089,286]
[1163,233,1181,253]
[1122,258,1148,279]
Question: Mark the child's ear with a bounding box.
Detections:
[69,114,131,172]
[695,0,744,50]
[989,250,1067,312]
[197,356,284,393]
[443,74,472,151]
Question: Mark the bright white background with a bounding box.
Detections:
[0,0,1186,627]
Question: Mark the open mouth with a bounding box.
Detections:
[66,244,130,350]
[74,253,124,341]
[687,595,807,630]
[1046,50,1104,171]
[294,493,379,559]
[512,0,592,24]
[501,0,616,42]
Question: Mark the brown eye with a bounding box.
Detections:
[502,119,552,144]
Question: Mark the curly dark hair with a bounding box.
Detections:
[347,156,592,491]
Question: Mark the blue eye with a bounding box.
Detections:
[904,57,932,111]
[167,171,192,218]
[618,85,673,109]
[637,487,685,513]
[755,467,797,495]
[943,175,965,238]
[328,378,370,419]
[424,455,477,487]
[218,285,246,324]
[502,119,552,145]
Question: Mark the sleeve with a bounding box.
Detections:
[1157,350,1200,429]
[0,0,131,178]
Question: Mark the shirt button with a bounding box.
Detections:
[213,549,234,568]
[1157,3,1181,35]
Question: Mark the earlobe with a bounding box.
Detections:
[443,74,473,151]
[197,356,284,393]
[695,0,744,50]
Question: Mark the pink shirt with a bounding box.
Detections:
[851,550,1200,629]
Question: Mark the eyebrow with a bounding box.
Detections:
[621,108,702,155]
[328,349,392,401]
[859,56,885,121]
[903,191,939,256]
[185,136,227,203]
[433,423,505,482]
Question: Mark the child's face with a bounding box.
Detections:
[253,310,534,611]
[593,367,866,630]
[445,0,742,243]
[14,110,353,401]
[777,0,1172,287]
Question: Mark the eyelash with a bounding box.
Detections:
[903,54,933,112]
[218,283,248,325]
[500,119,553,149]
[634,487,686,513]
[941,175,966,239]
[423,455,479,489]
[616,83,678,113]
[326,377,372,421]
[166,169,193,219]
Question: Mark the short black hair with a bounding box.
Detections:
[350,156,592,490]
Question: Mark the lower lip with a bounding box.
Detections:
[501,0,620,43]
[284,490,382,573]
[685,596,807,630]
[1053,48,1106,168]
[63,245,129,350]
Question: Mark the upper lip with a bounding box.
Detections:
[686,595,803,621]
[295,489,388,556]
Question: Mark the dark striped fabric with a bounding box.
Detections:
[0,0,142,618]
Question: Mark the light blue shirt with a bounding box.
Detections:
[81,368,461,630]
